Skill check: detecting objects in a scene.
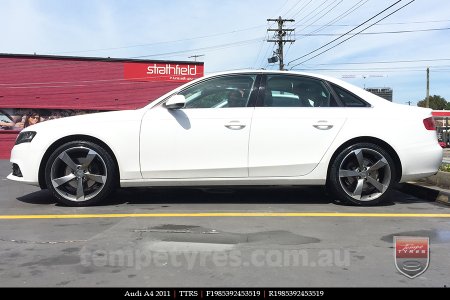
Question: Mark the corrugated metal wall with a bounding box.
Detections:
[0,54,204,159]
[0,133,16,160]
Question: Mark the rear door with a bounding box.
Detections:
[249,74,346,177]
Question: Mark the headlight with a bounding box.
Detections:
[15,131,37,145]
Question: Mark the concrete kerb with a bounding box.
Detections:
[396,171,450,206]
[397,183,450,206]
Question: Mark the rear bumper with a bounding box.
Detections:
[399,143,443,182]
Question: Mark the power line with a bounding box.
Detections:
[130,38,262,59]
[294,0,342,30]
[301,0,369,36]
[47,25,265,55]
[286,0,311,19]
[294,18,450,27]
[292,0,328,28]
[252,39,267,68]
[274,0,292,17]
[296,26,450,36]
[262,44,276,69]
[306,58,450,66]
[295,0,343,33]
[292,64,450,71]
[0,37,263,71]
[288,0,402,66]
[289,0,415,68]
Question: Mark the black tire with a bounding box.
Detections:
[328,142,397,206]
[44,140,117,206]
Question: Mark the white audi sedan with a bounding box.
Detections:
[8,70,442,206]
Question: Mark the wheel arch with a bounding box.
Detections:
[38,135,120,189]
[326,136,402,184]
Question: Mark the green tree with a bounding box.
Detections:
[417,95,447,109]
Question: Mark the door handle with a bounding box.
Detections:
[225,121,246,130]
[313,124,333,130]
[313,120,333,130]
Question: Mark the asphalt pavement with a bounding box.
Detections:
[0,160,449,287]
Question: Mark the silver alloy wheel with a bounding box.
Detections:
[338,148,391,201]
[50,146,107,202]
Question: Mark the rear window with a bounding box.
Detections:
[264,75,338,107]
[330,83,370,107]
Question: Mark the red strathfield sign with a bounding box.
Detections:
[432,111,450,117]
[124,63,204,82]
[394,236,430,278]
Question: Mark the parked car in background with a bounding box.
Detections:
[7,70,443,206]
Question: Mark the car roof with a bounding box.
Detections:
[146,69,393,109]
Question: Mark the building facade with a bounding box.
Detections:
[0,54,204,158]
[365,87,393,101]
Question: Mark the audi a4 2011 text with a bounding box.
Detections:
[8,70,443,206]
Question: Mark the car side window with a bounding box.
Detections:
[264,75,338,107]
[179,75,256,109]
[330,83,370,107]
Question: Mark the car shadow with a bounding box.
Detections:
[15,185,431,207]
[106,186,335,206]
[16,186,335,206]
[16,190,57,205]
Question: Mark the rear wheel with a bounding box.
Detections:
[329,143,396,206]
[45,140,117,206]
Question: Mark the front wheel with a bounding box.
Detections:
[328,143,397,206]
[45,140,117,206]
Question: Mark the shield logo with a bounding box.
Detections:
[394,236,430,278]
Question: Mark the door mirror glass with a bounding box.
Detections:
[165,95,186,110]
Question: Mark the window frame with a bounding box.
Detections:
[256,74,339,108]
[156,73,262,109]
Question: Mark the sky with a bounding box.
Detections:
[1,0,449,105]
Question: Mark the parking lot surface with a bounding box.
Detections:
[0,160,449,287]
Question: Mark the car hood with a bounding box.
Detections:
[22,109,145,133]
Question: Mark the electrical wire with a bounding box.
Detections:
[289,0,314,20]
[289,0,416,68]
[47,25,265,55]
[306,58,450,66]
[288,0,402,66]
[301,0,369,36]
[292,0,329,30]
[297,0,343,33]
[294,0,342,30]
[297,26,450,36]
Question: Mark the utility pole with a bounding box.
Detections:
[188,54,205,62]
[267,16,295,70]
[426,67,430,108]
[405,101,412,106]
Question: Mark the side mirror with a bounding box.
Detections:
[165,95,186,110]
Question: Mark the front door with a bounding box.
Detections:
[140,74,257,179]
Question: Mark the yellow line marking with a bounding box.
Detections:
[0,212,450,220]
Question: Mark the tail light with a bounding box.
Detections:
[423,117,436,130]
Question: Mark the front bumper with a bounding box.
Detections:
[7,142,43,186]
